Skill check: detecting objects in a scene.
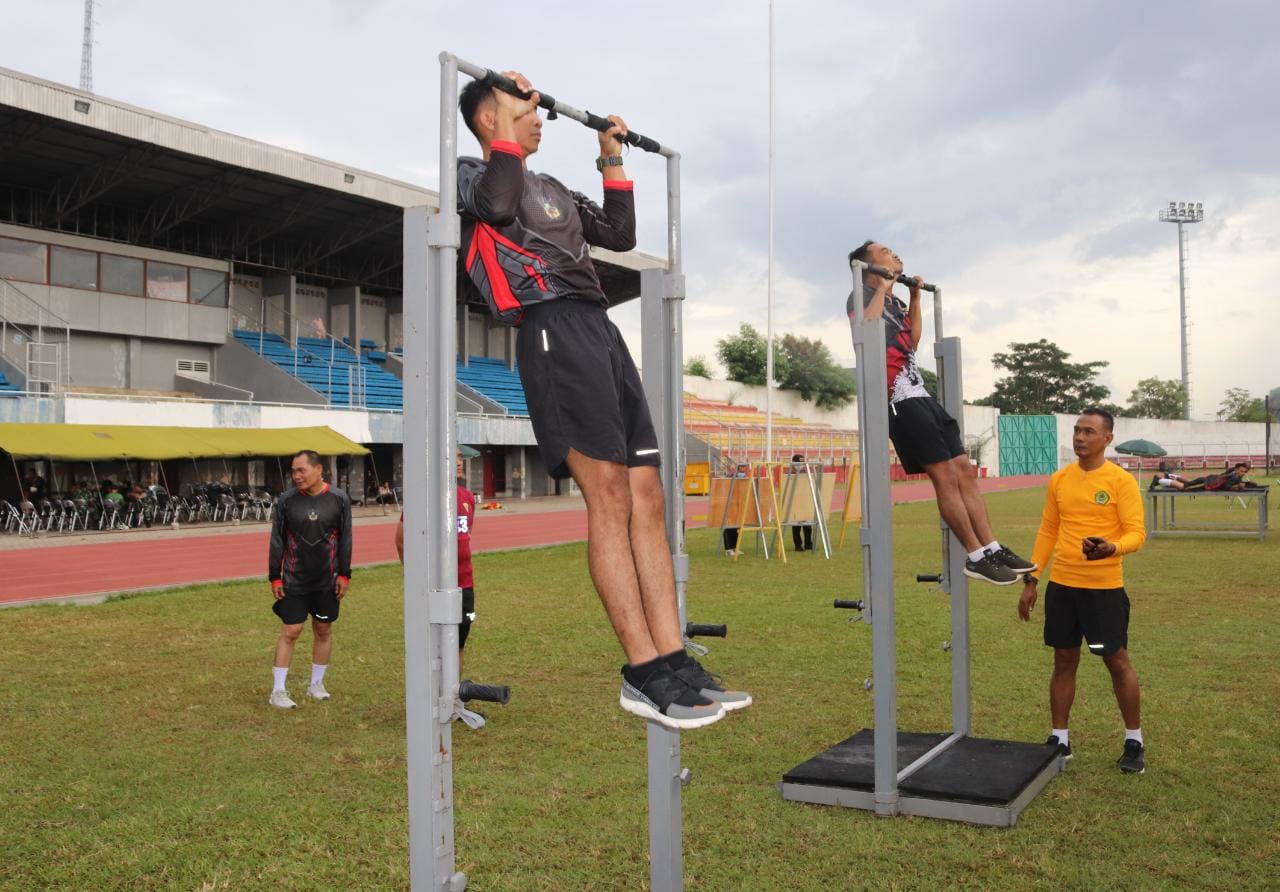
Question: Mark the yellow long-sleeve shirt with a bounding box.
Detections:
[1030,460,1147,589]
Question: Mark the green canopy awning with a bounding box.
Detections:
[0,423,369,461]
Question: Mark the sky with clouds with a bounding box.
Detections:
[4,0,1278,418]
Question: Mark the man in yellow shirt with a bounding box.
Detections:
[1018,408,1148,774]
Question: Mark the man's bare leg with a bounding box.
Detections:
[626,465,685,655]
[1050,647,1080,728]
[565,449,659,664]
[952,454,997,545]
[1102,648,1141,730]
[921,458,984,553]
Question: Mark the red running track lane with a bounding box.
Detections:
[1,475,1047,605]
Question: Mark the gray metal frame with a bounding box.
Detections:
[846,263,972,813]
[405,52,688,892]
[1145,489,1268,541]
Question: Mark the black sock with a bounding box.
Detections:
[623,655,665,686]
[661,648,690,670]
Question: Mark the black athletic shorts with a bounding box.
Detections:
[516,299,660,479]
[273,586,341,625]
[888,395,965,474]
[1043,581,1129,656]
[460,586,475,649]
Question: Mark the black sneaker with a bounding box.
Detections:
[987,546,1037,574]
[964,553,1019,585]
[1117,739,1145,774]
[1045,734,1073,762]
[667,652,752,712]
[620,663,725,730]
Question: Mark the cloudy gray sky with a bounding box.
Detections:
[4,0,1279,418]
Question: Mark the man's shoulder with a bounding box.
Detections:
[327,486,352,505]
[277,486,300,502]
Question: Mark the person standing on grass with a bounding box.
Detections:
[1018,408,1149,774]
[455,70,749,730]
[267,450,352,709]
[849,240,1036,586]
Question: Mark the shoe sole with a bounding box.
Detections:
[307,693,330,701]
[619,693,726,730]
[963,567,1019,585]
[703,691,752,711]
[1119,765,1145,774]
[269,700,296,709]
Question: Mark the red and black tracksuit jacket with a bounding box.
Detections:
[457,140,636,324]
[268,484,353,593]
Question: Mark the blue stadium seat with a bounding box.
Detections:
[0,370,20,395]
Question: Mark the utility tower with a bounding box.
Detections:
[1158,200,1203,420]
[79,0,94,93]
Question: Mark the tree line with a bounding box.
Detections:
[688,327,1277,422]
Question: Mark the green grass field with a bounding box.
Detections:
[2,488,1277,890]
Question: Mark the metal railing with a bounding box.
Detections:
[0,278,73,393]
[230,297,367,408]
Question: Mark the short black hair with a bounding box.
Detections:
[1080,407,1114,432]
[292,449,322,467]
[848,240,876,265]
[459,78,494,142]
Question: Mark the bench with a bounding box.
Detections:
[1145,488,1269,542]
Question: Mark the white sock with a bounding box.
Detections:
[968,547,988,562]
[1125,728,1143,745]
[983,541,1001,554]
[311,664,327,686]
[1052,728,1069,746]
[272,666,288,693]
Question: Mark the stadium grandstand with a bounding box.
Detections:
[0,66,663,503]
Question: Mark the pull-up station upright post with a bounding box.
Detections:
[404,51,701,891]
[779,259,1061,826]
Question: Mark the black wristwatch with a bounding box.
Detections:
[1023,573,1038,586]
[596,155,625,171]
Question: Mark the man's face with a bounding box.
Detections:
[290,456,324,492]
[456,453,465,479]
[864,242,904,277]
[512,106,542,157]
[1071,414,1113,459]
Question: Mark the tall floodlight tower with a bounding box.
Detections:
[1158,200,1203,419]
[79,0,94,93]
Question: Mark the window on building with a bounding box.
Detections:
[50,246,99,289]
[189,269,228,307]
[0,237,47,283]
[146,261,188,302]
[100,255,145,296]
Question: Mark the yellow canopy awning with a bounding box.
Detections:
[0,423,369,461]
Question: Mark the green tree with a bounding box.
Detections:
[1217,387,1267,422]
[976,339,1113,415]
[1267,386,1280,421]
[920,367,938,400]
[715,323,788,386]
[683,355,713,378]
[1124,377,1186,419]
[777,334,856,409]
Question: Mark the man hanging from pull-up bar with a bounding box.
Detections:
[849,240,1036,585]
[454,70,750,730]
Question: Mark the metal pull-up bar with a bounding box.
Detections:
[452,60,675,159]
[863,263,938,294]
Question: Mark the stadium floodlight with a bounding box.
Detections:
[1157,199,1205,418]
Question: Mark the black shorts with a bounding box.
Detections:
[516,299,660,480]
[460,586,475,649]
[273,587,341,625]
[888,396,965,474]
[1043,581,1129,656]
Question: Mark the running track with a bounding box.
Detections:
[2,475,1047,606]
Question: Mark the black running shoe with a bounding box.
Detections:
[964,554,1019,585]
[1045,734,1073,762]
[667,652,752,712]
[988,546,1037,574]
[620,663,725,730]
[1117,739,1145,774]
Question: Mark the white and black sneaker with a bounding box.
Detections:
[1046,734,1073,762]
[964,553,1019,585]
[268,689,297,709]
[666,651,752,712]
[988,546,1037,574]
[620,662,725,730]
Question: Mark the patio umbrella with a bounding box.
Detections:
[1115,439,1167,486]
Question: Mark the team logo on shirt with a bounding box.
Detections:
[542,200,561,220]
[308,509,319,521]
[1093,491,1110,505]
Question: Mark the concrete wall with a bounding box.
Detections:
[64,332,216,392]
[359,294,386,348]
[212,339,325,406]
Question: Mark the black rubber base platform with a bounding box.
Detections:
[783,730,1059,805]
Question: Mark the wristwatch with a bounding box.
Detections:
[1023,573,1038,586]
[596,155,625,171]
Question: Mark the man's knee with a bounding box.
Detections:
[279,623,304,643]
[1102,648,1134,676]
[312,620,332,642]
[629,467,666,516]
[1053,647,1081,673]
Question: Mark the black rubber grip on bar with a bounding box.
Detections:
[685,622,727,638]
[833,599,864,610]
[865,264,937,293]
[458,681,510,705]
[916,574,942,583]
